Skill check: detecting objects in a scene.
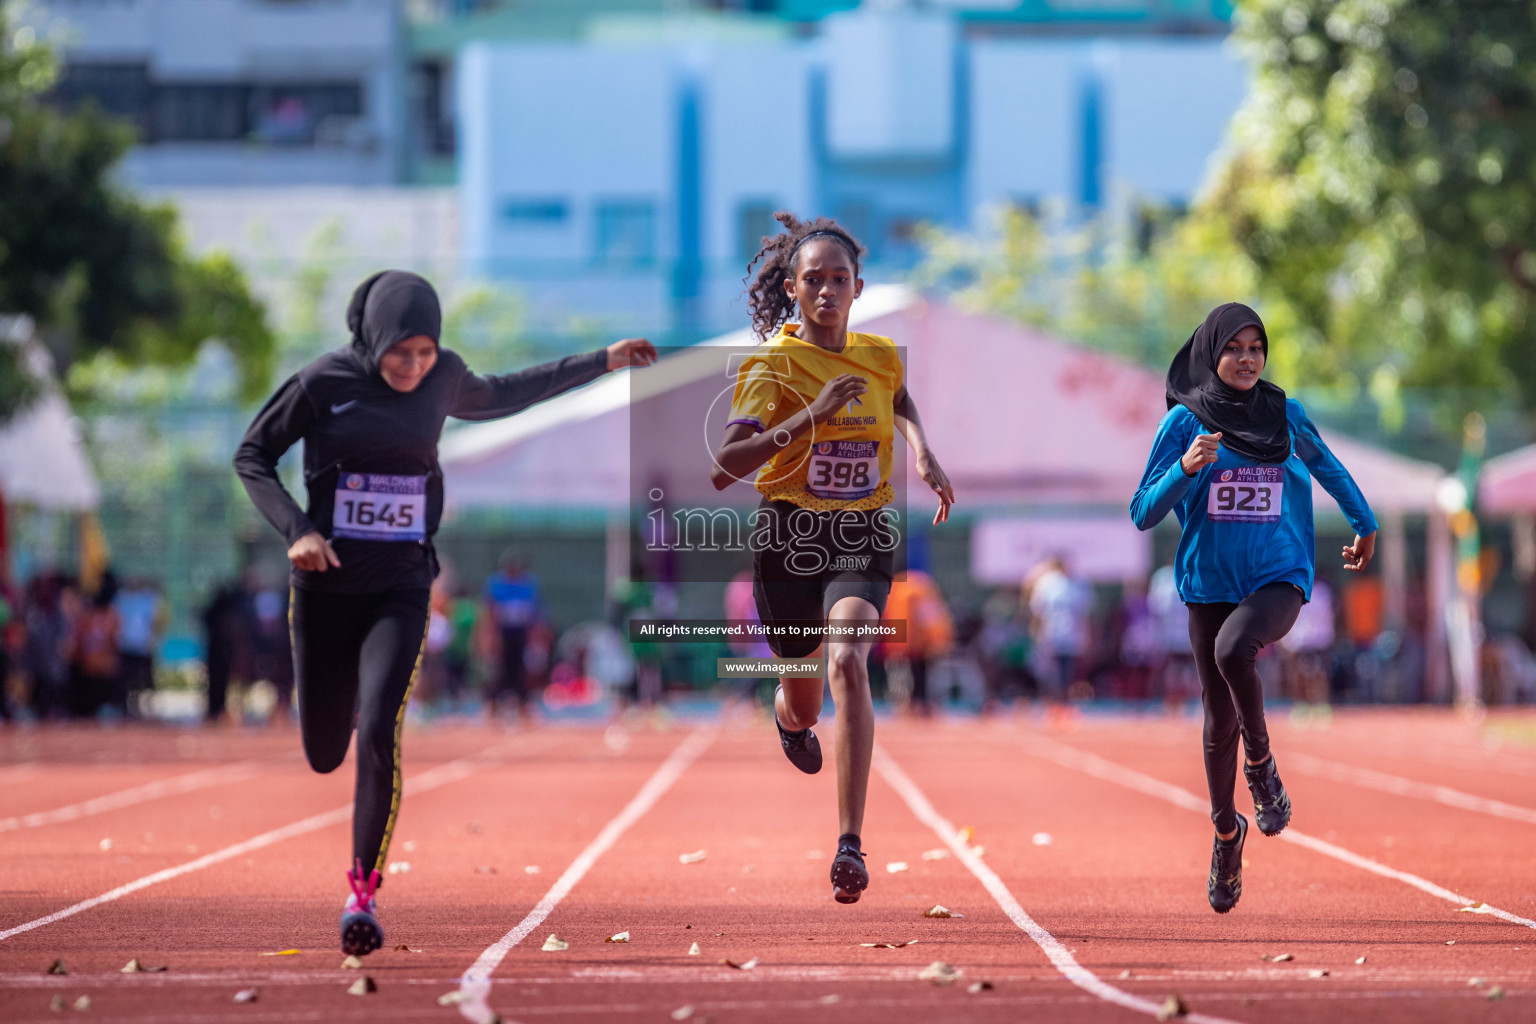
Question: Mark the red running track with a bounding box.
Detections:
[0,707,1532,1023]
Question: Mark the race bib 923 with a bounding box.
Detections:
[1207,466,1282,523]
[333,472,427,541]
[806,440,880,500]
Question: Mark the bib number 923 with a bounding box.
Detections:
[1206,467,1282,523]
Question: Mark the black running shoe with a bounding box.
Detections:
[830,840,869,905]
[775,711,822,775]
[1207,813,1247,914]
[340,860,384,956]
[1244,754,1292,836]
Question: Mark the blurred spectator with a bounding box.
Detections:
[201,578,253,723]
[1026,556,1089,701]
[1280,576,1335,704]
[484,549,542,721]
[1115,580,1157,700]
[978,589,1036,708]
[114,577,166,718]
[1147,561,1196,705]
[249,575,293,721]
[882,570,955,715]
[724,569,771,703]
[420,581,454,710]
[24,575,72,719]
[441,584,479,708]
[70,576,121,717]
[0,575,17,721]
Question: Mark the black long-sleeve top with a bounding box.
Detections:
[234,345,608,594]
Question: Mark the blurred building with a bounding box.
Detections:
[34,0,406,187]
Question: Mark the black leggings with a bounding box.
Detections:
[1187,582,1304,835]
[290,587,429,876]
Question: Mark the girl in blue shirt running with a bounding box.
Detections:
[1131,303,1377,914]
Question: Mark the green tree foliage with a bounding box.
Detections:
[0,3,273,418]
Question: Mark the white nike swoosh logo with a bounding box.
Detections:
[330,401,358,414]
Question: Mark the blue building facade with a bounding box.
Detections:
[458,6,1246,340]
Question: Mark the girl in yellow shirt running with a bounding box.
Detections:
[711,212,954,903]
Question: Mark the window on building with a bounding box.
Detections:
[48,63,153,134]
[502,199,569,224]
[152,84,250,142]
[835,200,874,259]
[595,199,657,267]
[737,201,781,263]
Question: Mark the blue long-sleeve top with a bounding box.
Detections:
[1130,400,1378,604]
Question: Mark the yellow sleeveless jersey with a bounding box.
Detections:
[727,325,904,511]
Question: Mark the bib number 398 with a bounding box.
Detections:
[333,473,427,541]
[1207,466,1283,523]
[807,440,879,500]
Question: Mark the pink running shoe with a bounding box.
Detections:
[340,859,384,956]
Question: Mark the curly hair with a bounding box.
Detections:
[744,211,866,339]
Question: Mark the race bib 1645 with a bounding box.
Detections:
[333,473,427,541]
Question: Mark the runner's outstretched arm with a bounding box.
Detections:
[450,338,656,421]
[892,386,954,524]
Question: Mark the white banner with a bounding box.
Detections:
[970,516,1152,585]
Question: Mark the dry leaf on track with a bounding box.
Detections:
[258,950,300,957]
[46,959,68,975]
[719,957,759,970]
[922,906,963,918]
[1354,956,1367,965]
[921,848,950,861]
[1259,953,1293,962]
[1469,977,1486,988]
[886,862,909,874]
[1458,902,1494,914]
[861,940,918,949]
[1308,969,1329,979]
[1118,970,1133,980]
[73,995,92,1011]
[436,991,466,1006]
[1445,940,1457,946]
[1487,985,1506,1001]
[688,943,701,956]
[233,988,258,1004]
[387,862,410,875]
[347,975,377,996]
[1155,994,1187,1021]
[606,931,631,943]
[341,956,364,970]
[679,850,707,865]
[392,945,421,953]
[671,1007,694,1021]
[1031,833,1053,846]
[917,961,959,985]
[541,935,569,952]
[49,995,66,1012]
[120,959,167,973]
[967,980,995,993]
[524,865,539,874]
[957,827,975,844]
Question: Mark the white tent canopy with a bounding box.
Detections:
[0,322,99,511]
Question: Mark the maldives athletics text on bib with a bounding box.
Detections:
[806,439,880,501]
[333,472,428,541]
[1207,466,1283,523]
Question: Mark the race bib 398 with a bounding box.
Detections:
[1207,466,1282,523]
[333,473,427,541]
[806,440,879,500]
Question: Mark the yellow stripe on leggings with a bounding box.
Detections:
[373,618,429,875]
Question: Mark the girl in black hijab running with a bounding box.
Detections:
[1131,303,1376,914]
[235,270,655,954]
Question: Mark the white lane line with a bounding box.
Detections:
[0,747,509,942]
[874,746,1248,1024]
[1023,737,1536,931]
[455,727,716,1024]
[1284,751,1536,826]
[0,761,265,833]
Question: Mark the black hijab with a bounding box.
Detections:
[1165,302,1291,463]
[345,270,442,376]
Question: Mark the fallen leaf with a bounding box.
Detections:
[1031,832,1053,846]
[1155,994,1187,1021]
[233,987,258,1004]
[886,861,910,874]
[46,959,68,975]
[679,850,708,865]
[1355,956,1367,965]
[436,991,465,1006]
[392,945,421,953]
[1260,953,1293,962]
[99,838,112,851]
[120,958,167,973]
[1308,969,1330,979]
[1487,985,1506,1001]
[957,827,975,844]
[921,848,951,861]
[347,975,377,996]
[719,957,759,970]
[688,942,701,956]
[918,960,960,985]
[524,865,539,874]
[971,846,987,858]
[387,862,411,875]
[861,940,918,949]
[1458,902,1494,914]
[671,1007,694,1021]
[541,935,569,952]
[341,955,364,969]
[1446,940,1457,946]
[49,995,66,1011]
[1469,977,1486,988]
[258,949,301,957]
[922,905,963,919]
[819,994,841,1004]
[1118,969,1133,979]
[73,995,92,1011]
[606,931,631,943]
[402,840,418,853]
[967,980,995,993]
